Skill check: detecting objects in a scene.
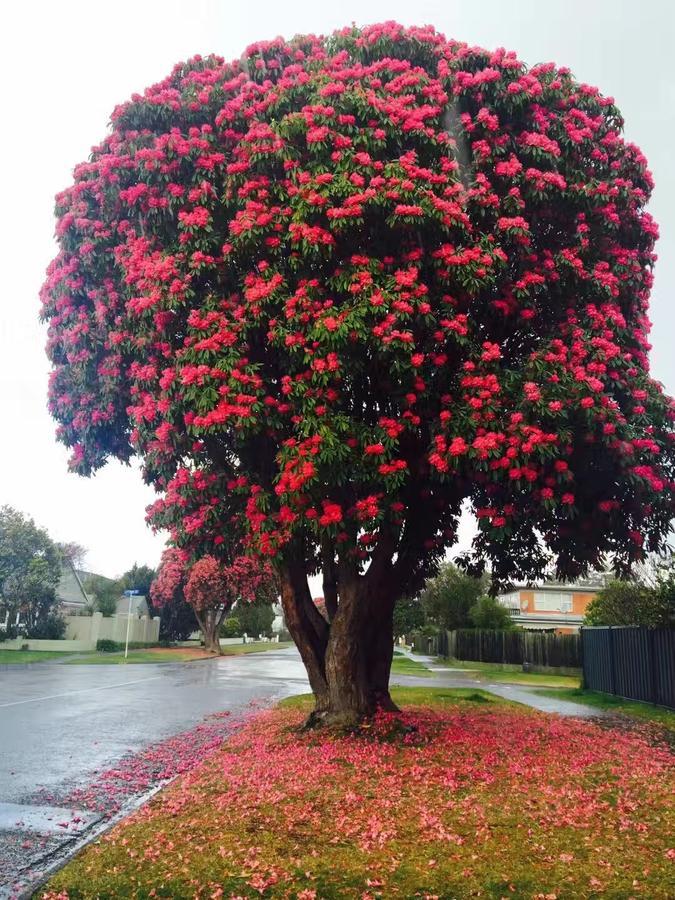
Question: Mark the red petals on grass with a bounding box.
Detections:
[44,701,675,898]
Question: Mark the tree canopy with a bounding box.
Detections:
[118,563,156,597]
[585,577,675,627]
[0,506,64,636]
[468,594,515,630]
[223,598,276,638]
[392,596,425,637]
[42,22,675,719]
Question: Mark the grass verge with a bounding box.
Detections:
[43,687,675,899]
[433,657,581,688]
[218,641,292,656]
[0,650,76,664]
[65,642,292,664]
[534,687,675,732]
[390,651,432,677]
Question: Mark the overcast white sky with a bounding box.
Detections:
[1,0,673,579]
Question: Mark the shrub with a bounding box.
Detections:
[469,596,516,630]
[26,613,67,640]
[0,624,19,642]
[96,639,162,652]
[220,617,241,638]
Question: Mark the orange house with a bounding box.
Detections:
[497,583,600,632]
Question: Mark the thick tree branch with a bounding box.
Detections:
[320,536,339,621]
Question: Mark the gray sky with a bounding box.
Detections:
[1,0,673,579]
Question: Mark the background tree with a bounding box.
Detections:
[152,549,276,652]
[468,594,516,630]
[184,555,276,652]
[392,596,425,638]
[232,599,275,638]
[585,578,674,627]
[146,578,197,642]
[83,575,119,617]
[58,542,87,570]
[183,556,231,652]
[421,563,486,630]
[42,24,675,723]
[118,563,156,598]
[0,506,63,636]
[150,548,197,641]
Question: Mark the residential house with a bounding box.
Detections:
[497,580,605,632]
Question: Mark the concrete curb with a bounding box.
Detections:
[10,780,173,900]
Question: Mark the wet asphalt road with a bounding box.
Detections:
[0,647,309,806]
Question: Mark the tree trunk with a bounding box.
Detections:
[367,605,398,712]
[279,558,399,726]
[322,579,398,724]
[196,609,221,654]
[279,563,330,713]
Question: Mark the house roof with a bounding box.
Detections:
[56,568,114,606]
[499,582,601,595]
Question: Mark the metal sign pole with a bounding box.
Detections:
[123,589,140,659]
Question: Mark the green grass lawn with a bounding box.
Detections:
[534,687,675,731]
[390,650,432,677]
[66,648,211,664]
[43,686,675,899]
[0,649,76,664]
[279,686,509,712]
[219,641,292,656]
[433,657,581,688]
[65,641,292,664]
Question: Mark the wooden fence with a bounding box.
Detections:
[582,626,675,709]
[412,628,582,670]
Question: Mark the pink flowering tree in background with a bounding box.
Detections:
[43,23,674,723]
[152,549,276,653]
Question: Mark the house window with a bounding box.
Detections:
[498,592,520,612]
[533,591,573,612]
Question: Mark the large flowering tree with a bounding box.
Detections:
[43,22,675,723]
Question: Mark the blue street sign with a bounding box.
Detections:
[124,589,140,596]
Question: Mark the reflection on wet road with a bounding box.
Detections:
[0,647,308,804]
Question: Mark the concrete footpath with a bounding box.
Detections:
[393,649,606,718]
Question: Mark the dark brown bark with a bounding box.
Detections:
[320,537,339,622]
[195,607,225,654]
[324,577,371,722]
[279,561,330,711]
[313,576,398,725]
[278,545,401,725]
[367,606,398,711]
